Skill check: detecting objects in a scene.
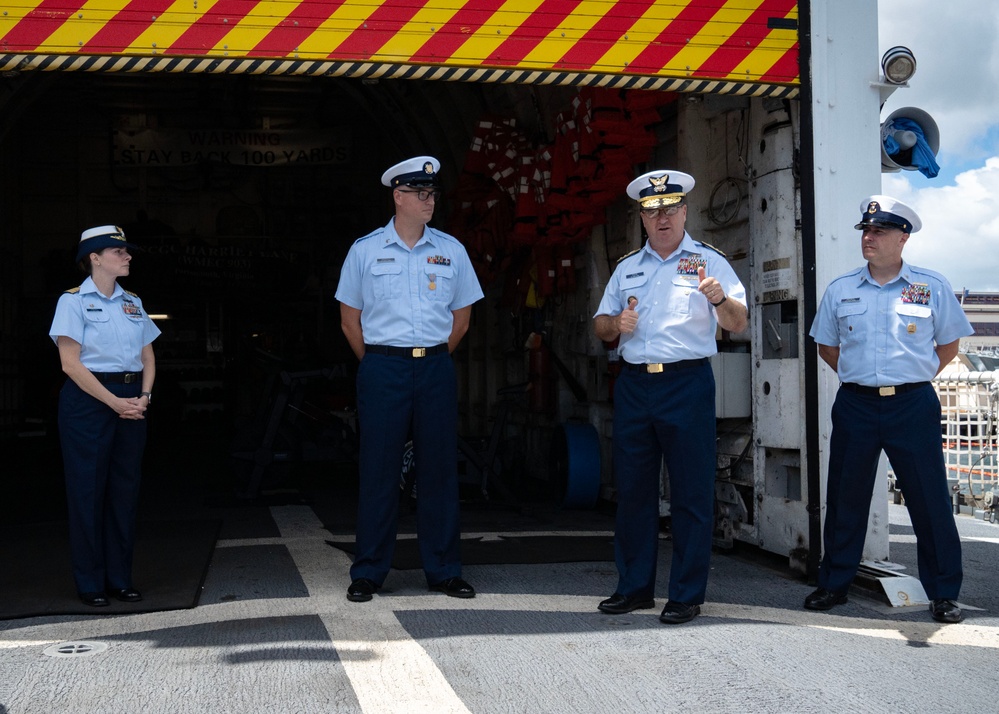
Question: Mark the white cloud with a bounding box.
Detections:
[883,161,999,290]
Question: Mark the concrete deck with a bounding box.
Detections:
[2,502,997,714]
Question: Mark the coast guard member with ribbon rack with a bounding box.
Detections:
[593,169,748,624]
[336,156,483,603]
[49,225,160,608]
[806,195,972,623]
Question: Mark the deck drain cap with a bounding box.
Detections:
[43,642,109,658]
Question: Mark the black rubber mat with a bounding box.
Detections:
[0,518,220,620]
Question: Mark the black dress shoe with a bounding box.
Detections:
[109,588,143,603]
[597,593,655,614]
[79,592,110,607]
[347,578,378,602]
[659,600,700,624]
[804,587,848,611]
[930,599,963,623]
[429,577,475,599]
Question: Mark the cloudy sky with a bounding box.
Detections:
[878,0,999,291]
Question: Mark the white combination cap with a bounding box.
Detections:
[76,225,137,262]
[381,156,441,188]
[626,170,695,208]
[855,194,921,233]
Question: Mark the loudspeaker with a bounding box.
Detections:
[880,107,939,173]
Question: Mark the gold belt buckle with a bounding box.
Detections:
[412,348,426,358]
[647,363,664,374]
[879,386,896,397]
[124,373,137,384]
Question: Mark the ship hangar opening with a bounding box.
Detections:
[2,69,703,519]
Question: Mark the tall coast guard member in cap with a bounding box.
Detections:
[48,225,160,607]
[336,156,483,602]
[807,195,972,623]
[593,170,748,624]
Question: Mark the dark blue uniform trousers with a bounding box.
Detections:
[58,379,145,595]
[818,384,962,599]
[612,362,716,604]
[351,351,461,586]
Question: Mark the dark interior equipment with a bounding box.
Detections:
[401,383,530,505]
[233,368,356,498]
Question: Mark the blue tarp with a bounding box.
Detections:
[883,117,940,178]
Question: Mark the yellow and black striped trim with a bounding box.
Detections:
[0,55,798,97]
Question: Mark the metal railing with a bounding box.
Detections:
[933,371,998,507]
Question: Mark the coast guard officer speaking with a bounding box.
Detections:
[807,195,972,624]
[593,170,747,624]
[336,156,483,603]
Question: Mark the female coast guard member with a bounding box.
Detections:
[336,156,483,603]
[49,225,160,607]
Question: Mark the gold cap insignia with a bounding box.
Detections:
[649,175,668,193]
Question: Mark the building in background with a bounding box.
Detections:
[958,291,999,359]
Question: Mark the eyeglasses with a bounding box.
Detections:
[398,188,442,202]
[640,204,683,219]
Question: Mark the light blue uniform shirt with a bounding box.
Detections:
[594,232,746,363]
[335,219,484,346]
[809,261,973,386]
[49,276,161,372]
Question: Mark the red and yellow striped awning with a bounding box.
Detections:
[0,0,799,96]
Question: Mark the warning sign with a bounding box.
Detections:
[112,128,351,167]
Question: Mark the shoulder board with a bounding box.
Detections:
[63,287,80,294]
[694,241,727,257]
[124,289,138,297]
[616,248,641,264]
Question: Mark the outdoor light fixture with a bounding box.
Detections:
[882,46,916,85]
